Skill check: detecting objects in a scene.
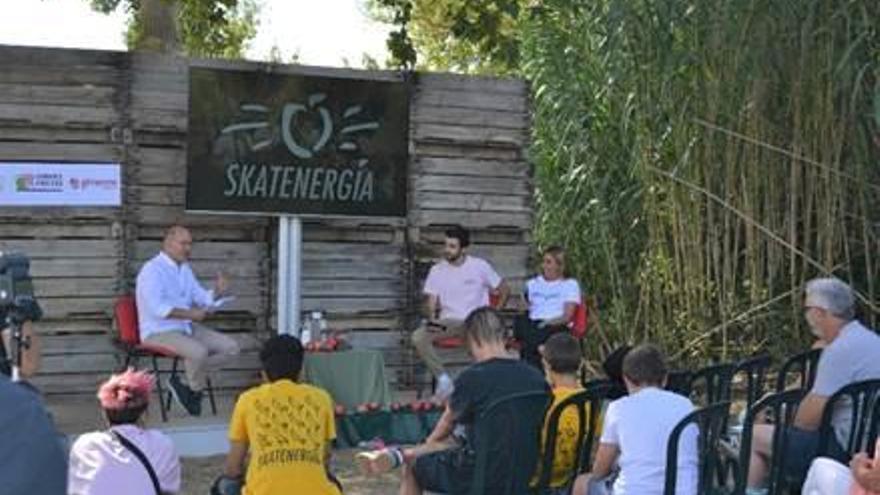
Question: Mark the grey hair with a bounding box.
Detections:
[463,307,506,346]
[805,277,855,320]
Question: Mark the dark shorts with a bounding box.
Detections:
[412,448,475,494]
[781,426,846,483]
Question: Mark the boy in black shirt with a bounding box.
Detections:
[358,307,550,494]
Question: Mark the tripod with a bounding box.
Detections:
[4,313,30,382]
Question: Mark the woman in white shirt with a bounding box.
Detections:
[68,369,181,495]
[514,245,582,369]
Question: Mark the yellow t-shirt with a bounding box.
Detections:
[228,379,341,495]
[533,386,601,488]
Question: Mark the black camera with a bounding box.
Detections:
[0,252,42,324]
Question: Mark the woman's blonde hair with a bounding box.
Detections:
[542,245,566,277]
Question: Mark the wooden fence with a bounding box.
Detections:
[0,45,532,399]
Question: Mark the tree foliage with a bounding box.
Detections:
[367,0,524,73]
[89,0,257,57]
[375,0,880,364]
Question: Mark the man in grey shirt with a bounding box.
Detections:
[746,277,880,491]
[0,375,66,494]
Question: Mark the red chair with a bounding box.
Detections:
[113,294,217,421]
[432,291,504,349]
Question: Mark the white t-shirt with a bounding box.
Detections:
[600,387,697,495]
[526,276,581,320]
[68,424,181,495]
[423,255,502,321]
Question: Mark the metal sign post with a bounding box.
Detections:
[277,215,302,336]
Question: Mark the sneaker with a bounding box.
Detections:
[355,447,403,475]
[189,389,204,417]
[433,373,455,402]
[167,376,202,417]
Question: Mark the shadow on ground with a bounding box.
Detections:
[181,449,401,494]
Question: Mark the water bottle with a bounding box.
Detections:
[300,312,313,344]
[318,311,328,338]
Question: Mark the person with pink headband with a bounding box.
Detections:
[68,369,181,495]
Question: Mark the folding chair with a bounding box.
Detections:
[733,388,806,495]
[113,294,217,421]
[468,390,552,495]
[664,401,731,495]
[817,378,880,460]
[533,388,607,493]
[775,348,821,393]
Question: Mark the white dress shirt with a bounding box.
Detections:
[135,251,216,339]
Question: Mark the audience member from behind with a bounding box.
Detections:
[515,246,582,369]
[222,335,341,495]
[358,307,549,495]
[0,373,66,494]
[601,344,632,400]
[747,278,880,492]
[136,224,240,416]
[532,332,591,493]
[572,344,698,495]
[69,369,180,495]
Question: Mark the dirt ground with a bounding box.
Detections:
[181,449,401,495]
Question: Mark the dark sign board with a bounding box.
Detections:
[186,67,409,217]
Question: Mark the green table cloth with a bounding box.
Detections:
[303,349,394,409]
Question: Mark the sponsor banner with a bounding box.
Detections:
[0,162,121,206]
[186,67,409,217]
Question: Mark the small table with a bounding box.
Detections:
[302,349,394,409]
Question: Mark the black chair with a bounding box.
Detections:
[817,378,880,460]
[467,390,552,495]
[775,348,821,393]
[666,370,693,397]
[733,388,806,495]
[733,354,772,412]
[690,362,737,406]
[664,401,731,495]
[533,386,613,493]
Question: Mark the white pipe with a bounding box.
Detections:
[289,216,302,336]
[277,216,290,335]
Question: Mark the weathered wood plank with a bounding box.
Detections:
[414,209,532,230]
[414,175,530,196]
[0,239,118,258]
[0,103,116,127]
[417,72,527,95]
[413,105,527,130]
[0,141,122,161]
[33,277,120,298]
[0,222,113,239]
[0,45,124,67]
[414,157,530,179]
[133,241,267,261]
[415,88,527,113]
[416,192,530,213]
[413,122,526,148]
[133,205,267,227]
[30,258,118,278]
[0,125,112,143]
[0,83,116,107]
[414,142,523,161]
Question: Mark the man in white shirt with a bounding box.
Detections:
[411,226,509,400]
[135,225,240,416]
[572,344,698,495]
